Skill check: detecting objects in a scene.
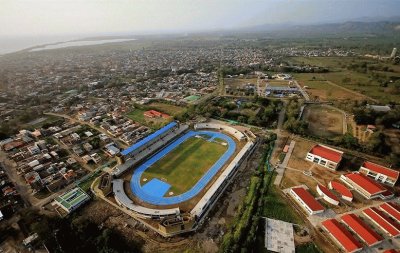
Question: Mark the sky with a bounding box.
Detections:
[1,0,400,38]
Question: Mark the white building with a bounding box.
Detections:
[306,144,343,170]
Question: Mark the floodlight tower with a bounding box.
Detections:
[390,48,397,58]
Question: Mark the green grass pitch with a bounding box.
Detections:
[140,137,228,195]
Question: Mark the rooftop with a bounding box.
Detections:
[341,213,383,246]
[309,144,343,163]
[121,121,177,156]
[321,219,363,253]
[329,181,353,199]
[363,207,400,237]
[380,202,400,221]
[317,184,339,202]
[291,187,324,212]
[344,173,386,195]
[361,161,399,180]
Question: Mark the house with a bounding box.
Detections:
[289,187,324,215]
[340,173,387,199]
[359,161,399,187]
[72,145,84,156]
[305,144,343,170]
[27,144,41,155]
[70,133,81,142]
[90,153,102,164]
[104,143,120,157]
[82,142,93,152]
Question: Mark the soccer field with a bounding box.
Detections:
[140,136,227,195]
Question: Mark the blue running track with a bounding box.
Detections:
[130,130,236,205]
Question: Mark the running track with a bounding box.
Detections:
[130,130,236,205]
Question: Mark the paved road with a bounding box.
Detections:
[293,80,310,101]
[0,154,32,207]
[274,140,296,186]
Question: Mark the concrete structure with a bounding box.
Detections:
[363,207,400,237]
[359,161,399,187]
[264,218,295,253]
[328,181,353,202]
[289,187,324,215]
[112,179,180,219]
[321,219,363,253]
[340,213,383,247]
[306,144,343,170]
[316,184,339,205]
[340,173,387,199]
[54,187,90,214]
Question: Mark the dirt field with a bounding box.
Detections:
[384,129,400,154]
[302,105,344,139]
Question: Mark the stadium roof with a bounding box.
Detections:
[363,207,400,237]
[317,184,339,202]
[121,121,177,156]
[361,161,399,180]
[291,187,324,212]
[380,202,400,221]
[341,213,383,246]
[330,181,353,200]
[321,219,363,253]
[309,145,343,163]
[344,173,386,195]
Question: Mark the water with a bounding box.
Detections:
[0,36,136,55]
[30,38,136,52]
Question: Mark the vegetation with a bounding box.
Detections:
[219,134,276,253]
[283,98,308,134]
[18,209,143,253]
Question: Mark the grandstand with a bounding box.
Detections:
[96,121,257,237]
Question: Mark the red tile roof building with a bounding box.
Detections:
[383,249,400,253]
[359,161,399,186]
[289,187,324,215]
[329,181,353,202]
[321,219,363,253]
[316,184,339,206]
[340,213,383,246]
[340,173,387,199]
[380,202,400,221]
[362,207,400,237]
[306,144,343,170]
[143,110,170,119]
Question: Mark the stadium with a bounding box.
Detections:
[94,121,257,237]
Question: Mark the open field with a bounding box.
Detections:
[288,56,400,103]
[302,105,344,139]
[140,137,227,194]
[266,79,290,87]
[294,74,366,101]
[147,102,187,116]
[126,108,170,129]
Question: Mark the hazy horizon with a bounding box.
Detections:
[1,0,400,54]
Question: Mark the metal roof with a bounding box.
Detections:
[121,121,177,156]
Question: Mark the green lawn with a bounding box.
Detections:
[126,108,146,123]
[147,102,187,116]
[140,137,228,195]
